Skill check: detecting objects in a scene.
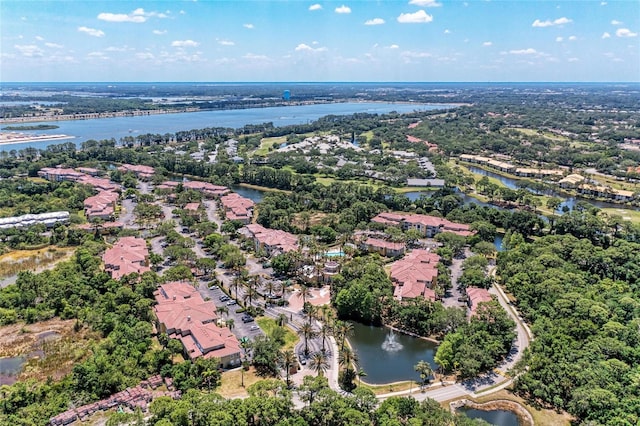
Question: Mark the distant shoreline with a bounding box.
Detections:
[0,133,74,145]
[0,100,460,125]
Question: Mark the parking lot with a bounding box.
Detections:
[197,280,264,344]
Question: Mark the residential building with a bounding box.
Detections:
[466,287,493,317]
[389,249,440,302]
[558,174,585,188]
[220,193,254,224]
[371,213,473,238]
[576,184,635,202]
[118,164,155,180]
[406,178,445,188]
[103,236,150,279]
[0,211,70,230]
[514,168,564,178]
[84,191,118,221]
[153,282,241,368]
[240,223,299,256]
[362,237,405,257]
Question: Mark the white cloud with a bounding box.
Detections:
[556,36,563,42]
[602,32,611,39]
[153,30,167,35]
[218,40,235,46]
[616,28,638,38]
[171,39,199,47]
[568,57,579,62]
[364,18,385,25]
[532,17,572,27]
[97,8,167,23]
[309,4,322,11]
[35,36,44,41]
[601,1,607,4]
[78,26,105,37]
[444,29,451,34]
[508,48,538,55]
[244,23,254,29]
[335,5,351,14]
[243,53,269,61]
[135,52,154,60]
[397,10,433,23]
[295,43,327,52]
[389,44,400,49]
[87,51,109,60]
[409,0,442,7]
[611,20,623,25]
[14,44,43,57]
[105,46,129,52]
[44,42,63,49]
[568,35,577,41]
[483,41,492,46]
[179,10,186,15]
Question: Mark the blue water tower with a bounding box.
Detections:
[283,90,291,101]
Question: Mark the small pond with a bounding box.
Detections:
[458,407,522,426]
[347,323,437,384]
[0,356,25,385]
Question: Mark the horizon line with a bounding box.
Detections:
[2,81,640,85]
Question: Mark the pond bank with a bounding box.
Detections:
[451,398,534,426]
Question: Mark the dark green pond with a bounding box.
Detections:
[459,407,521,425]
[347,323,437,384]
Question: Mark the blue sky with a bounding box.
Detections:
[1,0,638,82]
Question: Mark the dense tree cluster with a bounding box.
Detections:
[498,234,640,425]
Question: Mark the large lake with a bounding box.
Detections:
[0,102,452,152]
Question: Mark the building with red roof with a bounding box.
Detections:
[84,191,119,221]
[466,287,493,317]
[390,249,440,302]
[371,213,473,238]
[118,164,155,180]
[220,193,254,224]
[153,282,241,368]
[103,236,150,279]
[241,223,299,256]
[362,237,405,257]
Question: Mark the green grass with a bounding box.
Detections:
[253,136,286,156]
[601,207,640,224]
[256,317,298,351]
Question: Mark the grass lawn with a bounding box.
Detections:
[601,207,640,224]
[253,136,286,157]
[256,317,299,351]
[509,127,571,143]
[359,380,417,395]
[217,366,264,398]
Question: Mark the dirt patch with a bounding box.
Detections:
[0,246,75,279]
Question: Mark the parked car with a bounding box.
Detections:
[250,325,260,331]
[209,285,219,290]
[219,295,230,302]
[242,315,254,323]
[226,300,237,306]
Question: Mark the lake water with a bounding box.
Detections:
[459,407,521,426]
[348,323,437,384]
[231,185,266,203]
[0,102,452,152]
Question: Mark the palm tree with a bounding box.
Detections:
[334,320,354,350]
[305,304,318,323]
[276,313,288,327]
[414,360,434,389]
[280,349,297,388]
[216,305,229,318]
[298,321,317,356]
[226,318,235,331]
[243,285,259,307]
[356,368,367,386]
[230,275,243,301]
[264,280,280,300]
[338,346,358,371]
[319,323,332,353]
[298,284,312,305]
[309,351,329,377]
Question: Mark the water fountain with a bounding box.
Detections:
[381,329,404,352]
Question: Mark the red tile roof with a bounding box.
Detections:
[364,237,405,251]
[390,249,440,302]
[244,223,299,253]
[467,287,493,316]
[103,237,149,279]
